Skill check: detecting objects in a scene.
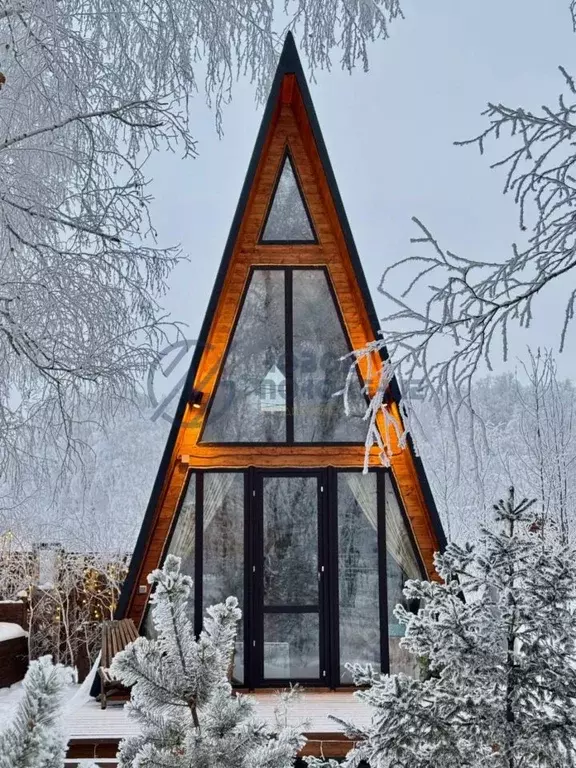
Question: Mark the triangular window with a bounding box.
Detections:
[292,270,366,442]
[260,154,316,243]
[201,268,367,444]
[202,270,286,443]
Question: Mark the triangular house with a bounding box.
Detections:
[117,33,445,690]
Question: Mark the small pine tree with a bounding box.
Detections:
[0,655,92,768]
[110,554,305,768]
[325,488,576,768]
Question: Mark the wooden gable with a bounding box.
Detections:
[117,33,446,627]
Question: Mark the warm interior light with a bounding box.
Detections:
[191,391,203,409]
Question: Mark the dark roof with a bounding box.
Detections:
[115,31,446,622]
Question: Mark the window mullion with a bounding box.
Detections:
[377,471,390,674]
[194,472,204,637]
[285,268,294,443]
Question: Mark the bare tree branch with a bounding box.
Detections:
[355,61,576,467]
[0,0,402,490]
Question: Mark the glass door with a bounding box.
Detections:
[254,472,325,684]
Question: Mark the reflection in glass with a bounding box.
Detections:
[264,614,319,679]
[202,270,286,442]
[385,474,422,677]
[292,270,367,442]
[262,475,320,681]
[162,474,196,628]
[338,472,380,682]
[261,155,316,242]
[203,473,245,683]
[166,474,196,590]
[263,476,317,606]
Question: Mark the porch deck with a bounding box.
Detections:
[66,690,370,762]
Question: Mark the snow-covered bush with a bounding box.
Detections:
[320,488,576,768]
[110,554,305,768]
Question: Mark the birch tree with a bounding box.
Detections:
[0,0,402,491]
[508,350,576,544]
[414,355,576,544]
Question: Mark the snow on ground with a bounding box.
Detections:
[0,681,24,728]
[0,680,82,730]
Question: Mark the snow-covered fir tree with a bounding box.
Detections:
[323,488,576,768]
[110,554,305,768]
[0,655,92,768]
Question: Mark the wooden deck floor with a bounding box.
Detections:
[67,690,370,762]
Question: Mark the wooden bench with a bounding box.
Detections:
[99,618,139,709]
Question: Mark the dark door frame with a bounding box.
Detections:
[248,468,329,688]
[242,465,405,690]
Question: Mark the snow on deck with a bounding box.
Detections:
[67,691,371,741]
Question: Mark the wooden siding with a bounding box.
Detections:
[125,73,442,625]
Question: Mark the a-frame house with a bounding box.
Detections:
[116,32,445,691]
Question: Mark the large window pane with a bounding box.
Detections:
[292,270,367,442]
[385,474,422,677]
[167,474,196,586]
[338,472,380,682]
[262,475,320,681]
[203,473,245,684]
[261,155,316,243]
[202,270,286,442]
[161,474,196,630]
[263,476,317,606]
[264,614,319,679]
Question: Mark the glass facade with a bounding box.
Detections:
[337,472,380,682]
[202,268,367,444]
[149,466,423,687]
[203,473,245,683]
[292,270,367,442]
[385,474,423,677]
[139,95,434,690]
[262,476,319,681]
[148,467,424,687]
[202,270,286,443]
[165,473,196,623]
[261,155,316,242]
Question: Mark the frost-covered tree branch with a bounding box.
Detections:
[0,0,402,490]
[412,354,576,544]
[359,50,576,463]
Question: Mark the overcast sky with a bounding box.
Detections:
[144,0,576,402]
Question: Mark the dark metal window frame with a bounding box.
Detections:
[153,465,425,689]
[258,148,319,245]
[250,468,326,687]
[199,265,369,447]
